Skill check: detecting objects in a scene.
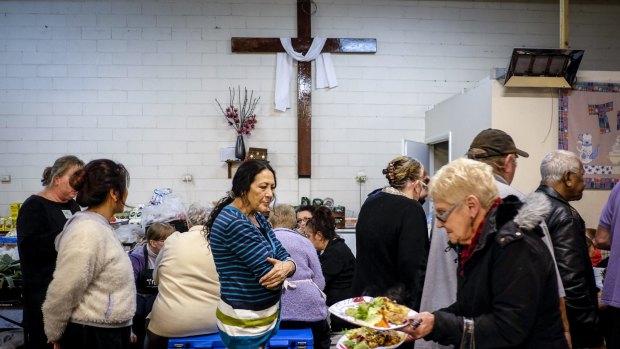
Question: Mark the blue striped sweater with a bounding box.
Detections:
[210,205,290,310]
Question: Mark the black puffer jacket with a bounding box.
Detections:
[535,184,603,348]
[427,194,567,349]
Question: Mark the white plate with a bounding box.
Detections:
[336,331,407,349]
[328,296,416,330]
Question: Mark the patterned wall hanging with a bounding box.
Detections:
[559,82,620,189]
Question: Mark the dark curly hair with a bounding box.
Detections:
[306,206,337,240]
[70,159,130,208]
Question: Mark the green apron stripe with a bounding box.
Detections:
[216,308,279,328]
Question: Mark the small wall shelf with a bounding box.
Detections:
[225,159,242,179]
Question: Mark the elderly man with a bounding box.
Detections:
[535,150,604,349]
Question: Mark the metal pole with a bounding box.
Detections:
[560,0,569,48]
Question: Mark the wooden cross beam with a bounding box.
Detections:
[231,0,377,178]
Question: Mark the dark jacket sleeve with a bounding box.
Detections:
[548,214,603,346]
[397,202,429,311]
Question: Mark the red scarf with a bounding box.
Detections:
[458,198,501,276]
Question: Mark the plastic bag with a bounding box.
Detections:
[141,188,187,228]
[114,224,144,244]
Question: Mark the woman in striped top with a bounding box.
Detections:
[206,160,296,349]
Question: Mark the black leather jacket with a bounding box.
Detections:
[535,184,604,348]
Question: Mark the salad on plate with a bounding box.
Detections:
[329,296,414,330]
[337,327,407,349]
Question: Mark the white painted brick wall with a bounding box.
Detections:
[1,0,620,217]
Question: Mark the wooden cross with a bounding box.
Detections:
[231,0,377,178]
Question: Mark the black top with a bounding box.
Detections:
[16,195,80,332]
[352,191,429,311]
[319,237,355,306]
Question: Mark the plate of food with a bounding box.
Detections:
[337,327,407,349]
[329,296,415,330]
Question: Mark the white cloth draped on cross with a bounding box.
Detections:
[275,37,338,112]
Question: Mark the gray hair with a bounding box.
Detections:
[540,150,582,184]
[186,203,211,227]
[268,204,297,230]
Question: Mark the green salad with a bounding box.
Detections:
[342,297,410,328]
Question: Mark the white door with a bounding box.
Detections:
[402,139,431,216]
[402,139,430,170]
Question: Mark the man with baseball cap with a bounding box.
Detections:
[466,128,529,188]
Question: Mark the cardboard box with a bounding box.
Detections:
[168,329,313,349]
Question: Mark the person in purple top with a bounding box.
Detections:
[128,222,175,349]
[268,204,331,349]
[595,183,620,349]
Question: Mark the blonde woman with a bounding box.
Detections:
[403,158,567,348]
[352,156,430,315]
[17,155,84,348]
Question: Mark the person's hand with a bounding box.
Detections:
[399,312,434,340]
[130,330,137,343]
[564,331,572,349]
[48,340,60,349]
[259,258,295,290]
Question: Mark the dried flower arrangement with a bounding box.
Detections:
[216,86,260,136]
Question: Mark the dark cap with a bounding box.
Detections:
[467,128,529,159]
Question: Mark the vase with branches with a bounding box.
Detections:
[216,87,260,160]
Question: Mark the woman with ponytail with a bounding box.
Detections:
[17,155,84,349]
[206,160,296,349]
[42,159,136,349]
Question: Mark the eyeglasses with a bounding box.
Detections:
[435,203,460,223]
[296,217,311,224]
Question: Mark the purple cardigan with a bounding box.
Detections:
[274,228,328,322]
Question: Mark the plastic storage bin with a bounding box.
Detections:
[168,329,313,349]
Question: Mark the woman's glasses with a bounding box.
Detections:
[435,203,459,223]
[296,217,311,224]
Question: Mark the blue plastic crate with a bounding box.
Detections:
[168,329,313,349]
[0,237,17,244]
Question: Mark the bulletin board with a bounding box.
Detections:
[559,82,620,189]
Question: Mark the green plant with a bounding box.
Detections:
[0,254,21,289]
